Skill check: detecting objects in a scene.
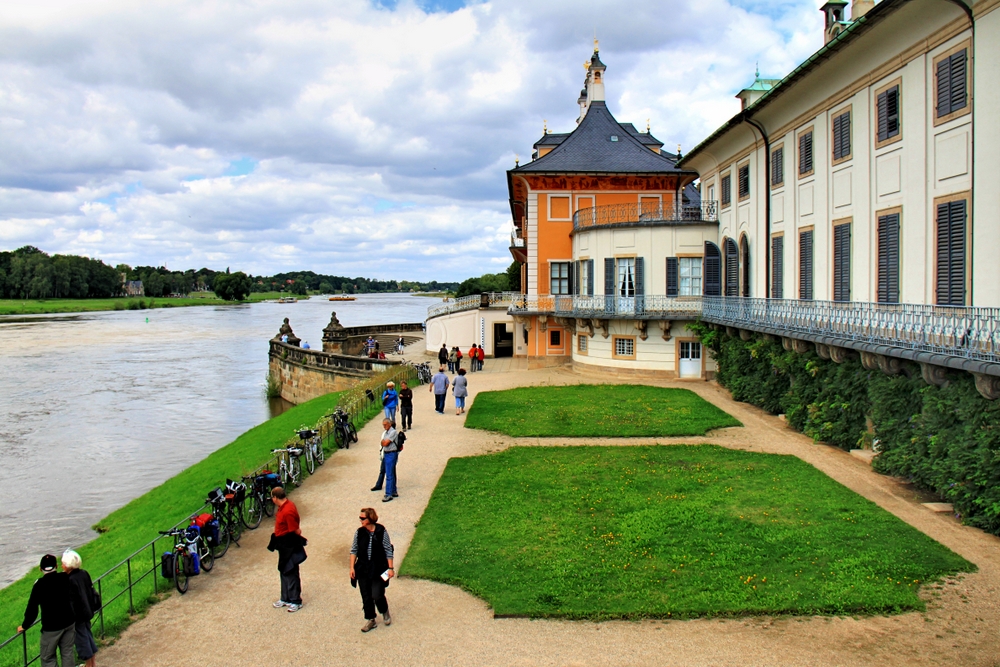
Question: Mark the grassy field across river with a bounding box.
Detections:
[0,292,296,315]
[0,391,344,666]
[404,445,975,619]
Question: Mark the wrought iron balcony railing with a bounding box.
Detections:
[573,201,718,231]
[426,291,521,319]
[510,233,525,248]
[508,294,703,320]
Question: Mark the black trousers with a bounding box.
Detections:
[357,576,389,620]
[280,562,302,605]
[400,405,412,428]
[434,393,446,412]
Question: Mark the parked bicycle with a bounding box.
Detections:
[207,483,243,558]
[330,408,358,449]
[159,525,211,594]
[271,446,303,488]
[404,359,432,384]
[297,426,324,474]
[241,471,279,529]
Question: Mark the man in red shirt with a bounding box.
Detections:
[267,487,306,612]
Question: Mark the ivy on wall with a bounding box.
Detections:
[691,321,1000,535]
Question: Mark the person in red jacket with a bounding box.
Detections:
[268,488,307,612]
[476,344,485,371]
[468,344,478,372]
[454,346,463,372]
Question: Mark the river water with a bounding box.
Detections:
[0,293,435,587]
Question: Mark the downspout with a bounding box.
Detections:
[744,116,771,299]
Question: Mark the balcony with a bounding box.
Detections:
[427,291,522,319]
[508,294,703,320]
[573,201,719,232]
[509,231,527,263]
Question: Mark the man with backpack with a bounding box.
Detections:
[17,554,79,667]
[268,487,306,613]
[378,418,400,503]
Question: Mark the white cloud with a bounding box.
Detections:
[0,0,824,280]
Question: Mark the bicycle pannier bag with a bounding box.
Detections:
[161,552,175,579]
[183,552,200,576]
[193,513,214,529]
[207,487,225,505]
[205,520,220,548]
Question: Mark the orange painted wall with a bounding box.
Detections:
[535,193,574,296]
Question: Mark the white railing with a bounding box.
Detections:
[508,294,702,319]
[426,292,521,319]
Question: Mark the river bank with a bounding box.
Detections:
[0,292,293,315]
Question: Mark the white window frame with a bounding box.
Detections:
[678,257,702,296]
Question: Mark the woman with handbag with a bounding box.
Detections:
[62,550,98,667]
[349,507,394,633]
[381,382,398,425]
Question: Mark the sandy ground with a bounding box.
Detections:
[98,362,1000,667]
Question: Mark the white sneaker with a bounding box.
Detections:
[287,603,302,612]
[273,600,288,608]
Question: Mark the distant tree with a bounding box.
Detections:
[454,271,509,299]
[318,281,334,294]
[290,280,309,296]
[213,271,252,301]
[506,260,521,293]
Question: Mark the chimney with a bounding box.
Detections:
[852,0,874,19]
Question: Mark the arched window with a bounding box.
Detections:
[740,234,750,297]
[703,241,721,296]
[724,237,739,297]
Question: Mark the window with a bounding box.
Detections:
[679,258,701,296]
[833,221,851,302]
[617,258,636,297]
[613,336,636,359]
[739,235,750,297]
[799,228,814,300]
[550,262,571,295]
[771,146,784,187]
[935,46,969,123]
[703,242,722,296]
[738,163,750,200]
[936,197,967,306]
[798,130,814,177]
[549,330,561,347]
[771,235,783,299]
[577,334,588,353]
[721,174,732,207]
[876,82,901,147]
[707,184,715,205]
[877,210,900,304]
[679,341,701,360]
[723,238,738,297]
[577,259,594,296]
[832,109,851,163]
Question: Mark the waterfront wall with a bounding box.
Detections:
[269,341,400,404]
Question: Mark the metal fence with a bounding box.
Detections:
[426,292,521,319]
[0,364,420,667]
[508,294,703,320]
[573,201,719,230]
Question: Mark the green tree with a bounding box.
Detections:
[213,271,252,301]
[318,281,334,294]
[290,280,309,296]
[506,260,521,293]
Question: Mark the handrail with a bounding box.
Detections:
[508,294,703,320]
[426,292,520,319]
[573,201,719,230]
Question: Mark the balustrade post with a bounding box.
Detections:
[127,558,134,614]
[151,543,157,596]
[98,579,105,637]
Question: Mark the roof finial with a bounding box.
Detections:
[593,29,599,53]
[677,143,683,159]
[514,153,519,166]
[646,118,650,133]
[755,61,759,78]
[543,119,548,135]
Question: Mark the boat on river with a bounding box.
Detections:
[329,295,356,301]
[277,297,298,304]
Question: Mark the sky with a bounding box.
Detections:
[0,0,825,281]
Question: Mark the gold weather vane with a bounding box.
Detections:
[543,119,548,134]
[594,29,599,53]
[646,118,651,133]
[515,153,520,166]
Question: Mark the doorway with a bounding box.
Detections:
[494,322,514,358]
[678,341,702,378]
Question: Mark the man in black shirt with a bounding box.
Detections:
[398,380,413,431]
[17,554,77,667]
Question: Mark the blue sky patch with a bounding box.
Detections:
[223,157,258,177]
[372,0,468,13]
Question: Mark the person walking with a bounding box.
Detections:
[467,344,478,372]
[349,507,394,633]
[379,419,399,502]
[17,554,78,667]
[381,382,398,425]
[477,345,485,371]
[438,344,448,369]
[267,487,306,612]
[447,346,457,373]
[452,368,468,415]
[62,551,98,667]
[398,381,413,431]
[430,366,449,414]
[455,346,463,372]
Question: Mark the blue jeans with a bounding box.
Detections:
[456,396,466,409]
[384,406,396,423]
[383,451,399,497]
[374,458,385,489]
[434,393,446,413]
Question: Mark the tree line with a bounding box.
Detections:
[453,261,521,298]
[254,271,458,296]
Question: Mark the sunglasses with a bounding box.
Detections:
[359,517,368,521]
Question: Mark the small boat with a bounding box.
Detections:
[277,297,298,304]
[329,296,356,301]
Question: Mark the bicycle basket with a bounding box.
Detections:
[225,479,247,502]
[298,429,317,439]
[207,487,225,505]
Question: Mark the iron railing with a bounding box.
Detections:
[0,364,420,667]
[508,294,703,320]
[573,201,719,230]
[510,233,525,248]
[700,297,1000,363]
[426,292,521,319]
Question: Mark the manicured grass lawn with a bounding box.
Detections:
[404,445,974,619]
[464,385,741,437]
[0,391,344,666]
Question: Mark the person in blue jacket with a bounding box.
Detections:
[381,382,398,425]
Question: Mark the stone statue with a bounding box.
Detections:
[322,311,347,353]
[273,317,301,346]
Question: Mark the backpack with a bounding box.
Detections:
[396,430,406,451]
[161,552,175,579]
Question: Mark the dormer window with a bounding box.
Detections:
[610,135,618,142]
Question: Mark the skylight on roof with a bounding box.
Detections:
[610,135,618,142]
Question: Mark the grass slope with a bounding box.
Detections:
[465,385,741,437]
[0,292,294,315]
[0,391,343,664]
[405,445,974,619]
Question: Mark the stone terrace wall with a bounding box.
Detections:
[269,341,400,404]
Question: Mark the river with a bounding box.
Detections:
[0,293,435,587]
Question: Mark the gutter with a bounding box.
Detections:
[744,117,771,298]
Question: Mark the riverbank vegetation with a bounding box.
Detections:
[453,261,521,298]
[405,445,974,619]
[465,385,740,437]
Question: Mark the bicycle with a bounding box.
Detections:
[403,359,432,384]
[159,525,212,594]
[297,427,324,474]
[330,408,358,449]
[208,485,243,558]
[271,446,303,488]
[241,471,276,530]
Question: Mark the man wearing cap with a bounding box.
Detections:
[17,554,78,667]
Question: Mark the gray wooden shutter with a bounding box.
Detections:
[771,235,783,299]
[567,262,575,298]
[738,165,749,198]
[950,50,967,113]
[740,235,750,297]
[799,230,813,300]
[704,242,721,296]
[886,86,899,137]
[799,132,813,174]
[604,257,615,296]
[833,111,851,160]
[833,223,851,302]
[721,175,731,206]
[877,90,889,142]
[666,257,678,297]
[936,201,966,305]
[634,257,644,297]
[877,213,899,303]
[587,259,594,296]
[771,147,783,185]
[573,261,580,295]
[724,238,738,297]
[936,57,952,118]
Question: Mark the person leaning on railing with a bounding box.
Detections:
[17,554,79,667]
[62,551,98,667]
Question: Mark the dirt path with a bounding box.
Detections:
[100,366,1000,667]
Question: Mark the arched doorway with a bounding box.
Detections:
[724,237,738,297]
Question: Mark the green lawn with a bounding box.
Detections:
[464,385,741,437]
[0,292,302,315]
[0,391,345,666]
[404,445,974,619]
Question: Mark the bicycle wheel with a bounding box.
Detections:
[242,494,262,530]
[334,427,346,449]
[348,423,358,443]
[289,457,301,487]
[314,438,325,465]
[279,462,291,487]
[174,550,189,594]
[304,445,316,475]
[264,492,275,517]
[200,542,214,572]
[227,509,243,543]
[213,523,231,559]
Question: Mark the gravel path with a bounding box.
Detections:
[99,366,1000,667]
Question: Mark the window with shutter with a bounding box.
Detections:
[678,258,701,296]
[833,222,851,302]
[799,229,813,300]
[936,199,967,305]
[634,257,644,297]
[724,238,739,297]
[704,242,721,296]
[935,46,969,123]
[798,130,814,176]
[587,259,594,296]
[740,235,750,297]
[832,110,851,162]
[771,235,783,299]
[604,257,615,297]
[666,257,679,297]
[721,174,732,207]
[573,260,580,295]
[876,83,901,146]
[771,146,784,186]
[877,211,900,303]
[738,164,750,200]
